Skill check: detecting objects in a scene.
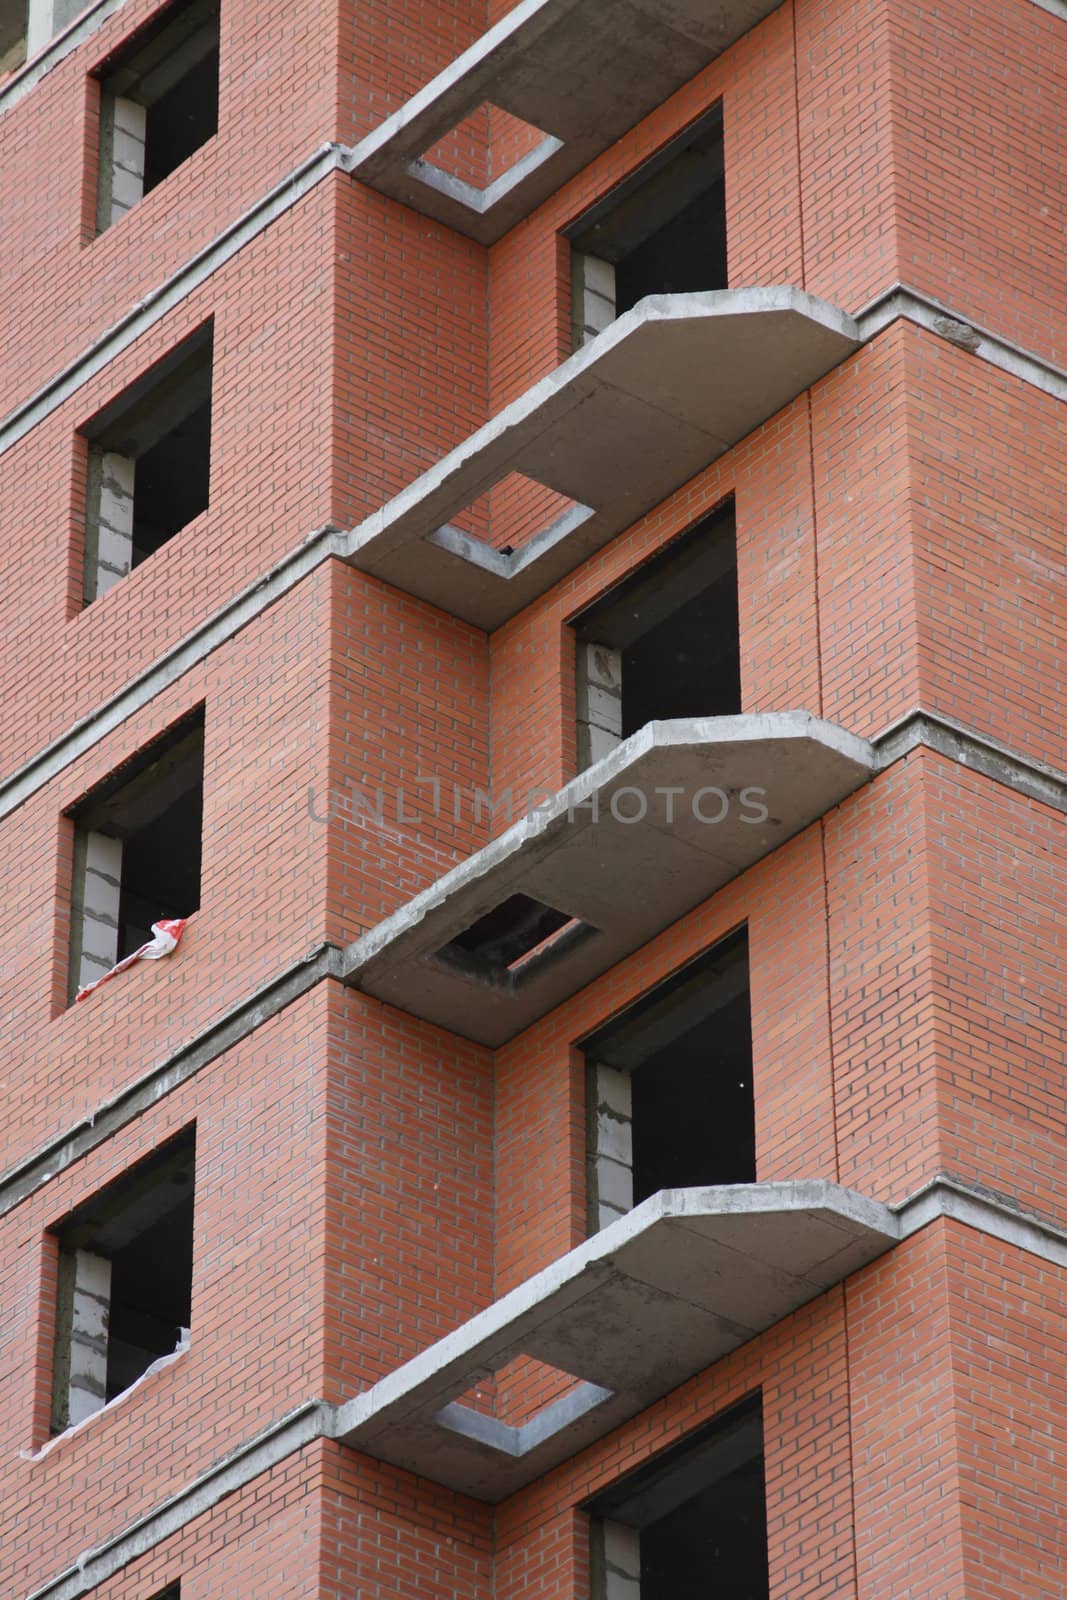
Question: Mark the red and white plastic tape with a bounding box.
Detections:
[75,917,187,1004]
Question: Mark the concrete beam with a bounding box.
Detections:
[346,0,784,243]
[333,1180,899,1501]
[341,713,875,1045]
[342,289,860,630]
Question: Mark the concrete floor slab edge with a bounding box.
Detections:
[19,1179,1067,1600]
[0,525,343,825]
[0,943,344,1222]
[0,0,131,117]
[0,146,345,458]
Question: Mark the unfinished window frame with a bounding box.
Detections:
[80,320,214,604]
[580,926,753,1234]
[2,0,86,74]
[565,102,725,350]
[571,498,739,773]
[94,0,220,233]
[586,1394,768,1600]
[49,1127,196,1436]
[66,706,205,1003]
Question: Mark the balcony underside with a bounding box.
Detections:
[334,1181,899,1501]
[341,714,875,1046]
[341,289,860,630]
[347,0,784,242]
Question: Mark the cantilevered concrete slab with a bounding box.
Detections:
[346,0,784,242]
[341,289,860,630]
[333,1181,899,1500]
[341,713,875,1045]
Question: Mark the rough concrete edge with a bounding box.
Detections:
[0,943,344,1221]
[1027,0,1067,18]
[873,710,1067,812]
[22,1400,334,1600]
[0,144,344,459]
[336,711,871,980]
[0,0,128,117]
[17,1178,1067,1600]
[0,525,343,824]
[856,284,1067,403]
[896,1177,1067,1270]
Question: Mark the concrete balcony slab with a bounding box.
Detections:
[333,1181,899,1501]
[341,289,860,630]
[340,713,875,1046]
[346,0,784,243]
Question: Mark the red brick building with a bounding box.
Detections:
[1,0,1064,1595]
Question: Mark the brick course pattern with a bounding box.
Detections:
[1,0,1063,1596]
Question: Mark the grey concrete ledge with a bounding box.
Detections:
[0,0,129,118]
[856,284,1067,405]
[23,1399,331,1600]
[0,942,343,1222]
[0,145,345,460]
[897,1176,1067,1271]
[340,712,877,1046]
[18,1177,1067,1598]
[874,710,1067,813]
[0,524,344,826]
[1028,0,1067,19]
[341,288,861,629]
[343,0,783,244]
[333,1180,899,1500]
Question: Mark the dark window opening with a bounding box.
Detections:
[588,1395,768,1600]
[580,928,753,1230]
[572,500,739,771]
[149,1587,181,1600]
[566,105,725,346]
[1,4,27,76]
[67,709,204,1001]
[96,0,220,230]
[81,322,213,602]
[50,1129,196,1434]
[436,892,596,989]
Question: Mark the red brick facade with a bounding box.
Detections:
[1,0,1063,1596]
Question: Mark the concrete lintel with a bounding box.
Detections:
[344,0,784,243]
[341,713,876,1046]
[332,1180,899,1501]
[340,289,860,629]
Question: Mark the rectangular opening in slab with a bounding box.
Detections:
[437,1359,614,1458]
[587,1395,768,1600]
[94,0,219,231]
[566,104,725,347]
[572,500,738,770]
[49,1127,195,1434]
[432,472,595,565]
[435,893,598,991]
[411,100,562,213]
[66,708,204,1003]
[80,322,213,603]
[580,928,753,1231]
